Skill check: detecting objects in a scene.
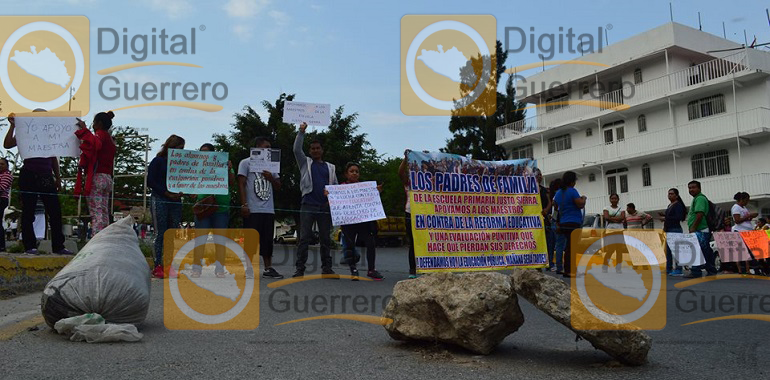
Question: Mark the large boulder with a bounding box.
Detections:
[511,269,652,366]
[383,272,524,355]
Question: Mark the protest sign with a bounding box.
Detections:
[326,181,385,226]
[407,151,546,273]
[283,101,331,126]
[665,233,705,267]
[739,230,770,260]
[166,149,229,195]
[713,232,753,262]
[249,148,281,174]
[623,230,666,266]
[13,111,80,159]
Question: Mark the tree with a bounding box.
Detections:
[442,40,528,160]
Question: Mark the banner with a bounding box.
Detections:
[283,101,331,126]
[665,233,705,267]
[712,232,753,263]
[326,181,385,226]
[739,230,770,260]
[13,111,80,159]
[249,148,281,174]
[407,151,546,272]
[166,149,229,195]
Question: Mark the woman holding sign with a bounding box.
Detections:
[75,111,117,235]
[147,134,185,279]
[335,162,383,281]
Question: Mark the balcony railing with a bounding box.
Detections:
[497,50,753,144]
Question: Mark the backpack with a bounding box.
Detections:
[706,200,726,232]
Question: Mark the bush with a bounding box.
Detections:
[6,243,24,253]
[139,240,153,258]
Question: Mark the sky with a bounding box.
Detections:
[0,0,768,160]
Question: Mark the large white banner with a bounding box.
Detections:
[326,181,385,226]
[13,112,80,159]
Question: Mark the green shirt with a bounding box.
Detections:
[687,193,709,231]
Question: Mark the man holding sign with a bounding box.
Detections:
[293,122,338,278]
[3,110,73,255]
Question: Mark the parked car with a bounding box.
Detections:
[275,230,297,244]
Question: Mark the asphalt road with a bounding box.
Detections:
[1,244,768,380]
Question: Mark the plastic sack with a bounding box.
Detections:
[41,216,151,328]
[53,313,105,335]
[54,313,143,343]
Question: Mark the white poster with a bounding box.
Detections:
[13,112,81,159]
[249,148,281,174]
[326,181,385,226]
[666,233,706,267]
[283,101,331,126]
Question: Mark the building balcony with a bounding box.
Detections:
[538,107,770,174]
[497,49,767,145]
[584,173,770,215]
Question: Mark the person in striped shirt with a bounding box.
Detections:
[0,158,13,251]
[624,203,652,229]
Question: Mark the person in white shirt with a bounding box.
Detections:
[731,192,758,274]
[602,193,626,273]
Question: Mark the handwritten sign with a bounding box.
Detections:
[249,148,281,174]
[283,101,331,126]
[739,230,770,260]
[713,232,753,262]
[167,149,229,195]
[666,233,705,267]
[326,181,385,226]
[13,111,80,159]
[623,230,666,266]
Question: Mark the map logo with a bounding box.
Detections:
[164,229,260,330]
[401,15,497,116]
[571,229,667,330]
[0,16,89,114]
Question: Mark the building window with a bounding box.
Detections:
[510,144,533,159]
[638,114,647,132]
[588,173,596,182]
[642,163,651,187]
[687,94,726,121]
[606,168,629,194]
[545,93,569,113]
[691,149,730,179]
[602,120,625,144]
[634,68,643,84]
[547,134,572,153]
[582,83,590,95]
[586,128,593,137]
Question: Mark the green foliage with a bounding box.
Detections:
[139,239,153,258]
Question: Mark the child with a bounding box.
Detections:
[338,162,383,281]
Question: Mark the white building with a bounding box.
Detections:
[497,22,770,226]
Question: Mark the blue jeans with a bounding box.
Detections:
[691,231,717,276]
[545,224,556,268]
[151,195,182,268]
[665,226,683,273]
[193,211,229,273]
[554,228,567,272]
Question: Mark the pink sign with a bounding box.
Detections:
[712,232,752,263]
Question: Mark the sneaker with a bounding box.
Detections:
[321,267,339,279]
[669,269,683,277]
[549,267,557,272]
[683,272,702,279]
[152,265,164,279]
[24,249,39,255]
[292,269,305,278]
[367,270,384,281]
[215,272,226,278]
[55,248,74,255]
[190,269,202,278]
[262,267,284,279]
[350,267,359,281]
[408,274,418,279]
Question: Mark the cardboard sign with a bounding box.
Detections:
[326,181,385,226]
[712,232,753,262]
[13,111,81,159]
[166,149,229,195]
[283,101,331,126]
[739,230,770,260]
[665,233,706,267]
[249,148,281,174]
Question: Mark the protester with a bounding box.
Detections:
[553,171,585,278]
[292,122,338,278]
[3,110,72,255]
[756,218,769,231]
[731,192,759,275]
[548,178,564,273]
[75,111,117,235]
[534,168,554,272]
[0,158,13,252]
[335,162,383,281]
[685,180,717,278]
[625,203,652,229]
[147,134,185,279]
[190,143,236,278]
[398,151,417,278]
[238,137,284,279]
[602,194,625,273]
[660,188,686,276]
